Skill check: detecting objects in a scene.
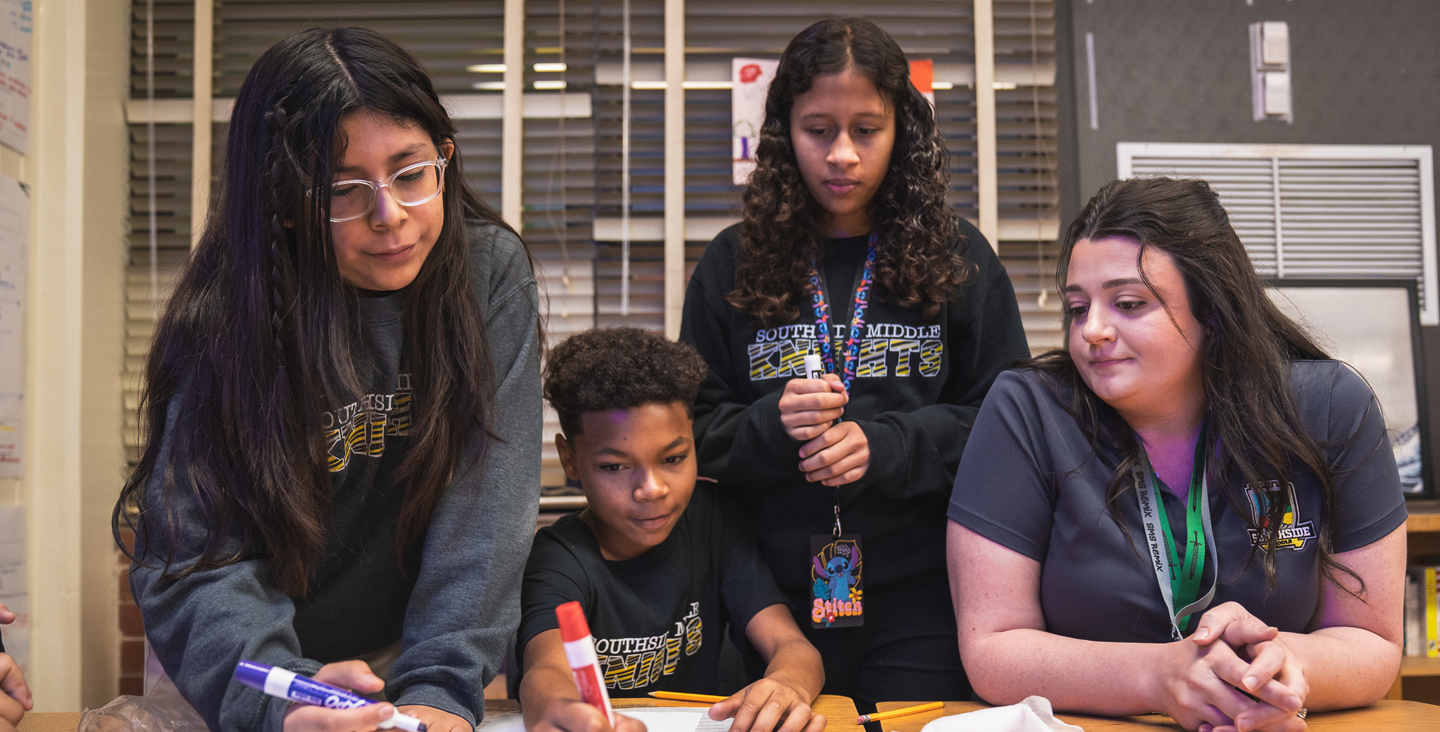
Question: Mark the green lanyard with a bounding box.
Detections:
[1131,425,1218,640]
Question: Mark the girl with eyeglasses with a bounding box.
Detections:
[115,28,540,732]
[680,18,1029,708]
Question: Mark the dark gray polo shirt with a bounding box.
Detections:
[948,360,1407,643]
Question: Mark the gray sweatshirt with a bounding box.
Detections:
[130,222,541,732]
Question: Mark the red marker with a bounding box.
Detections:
[556,601,615,726]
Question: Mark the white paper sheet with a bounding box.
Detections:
[0,0,30,154]
[621,707,733,732]
[919,697,1082,732]
[0,505,27,673]
[0,174,26,477]
[731,58,778,185]
[476,711,523,732]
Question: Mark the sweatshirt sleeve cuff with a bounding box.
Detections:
[751,390,804,462]
[393,683,479,728]
[259,659,324,732]
[852,419,905,489]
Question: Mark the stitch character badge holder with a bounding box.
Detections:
[803,237,876,629]
[810,508,863,628]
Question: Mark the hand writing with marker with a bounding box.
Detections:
[397,705,472,732]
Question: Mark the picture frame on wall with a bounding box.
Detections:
[1265,279,1433,498]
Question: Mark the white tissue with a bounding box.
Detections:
[917,697,1083,732]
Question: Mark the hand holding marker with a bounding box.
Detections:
[804,354,825,382]
[556,601,616,726]
[804,354,843,425]
[234,660,426,732]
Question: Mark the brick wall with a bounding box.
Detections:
[118,529,144,696]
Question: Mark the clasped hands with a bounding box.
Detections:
[778,376,869,487]
[1158,602,1309,732]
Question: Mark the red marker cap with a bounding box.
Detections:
[555,601,591,643]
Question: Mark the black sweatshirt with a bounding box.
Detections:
[679,218,1030,603]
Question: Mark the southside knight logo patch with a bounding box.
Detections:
[1243,480,1315,551]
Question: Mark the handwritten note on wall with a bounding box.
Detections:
[0,0,30,154]
[0,173,27,476]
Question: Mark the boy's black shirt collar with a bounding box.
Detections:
[577,506,682,569]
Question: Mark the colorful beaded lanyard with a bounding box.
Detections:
[809,233,878,391]
[806,234,876,630]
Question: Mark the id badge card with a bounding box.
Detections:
[809,534,864,628]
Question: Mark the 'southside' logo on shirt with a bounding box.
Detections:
[746,323,942,381]
[595,602,703,691]
[323,374,413,472]
[1243,480,1315,551]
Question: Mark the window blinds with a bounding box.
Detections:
[125,0,1063,477]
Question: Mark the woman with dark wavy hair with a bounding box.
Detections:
[680,17,1028,706]
[948,177,1405,731]
[114,27,541,732]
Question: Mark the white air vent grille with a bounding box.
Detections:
[1118,143,1437,325]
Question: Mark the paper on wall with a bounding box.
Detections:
[732,58,778,186]
[0,0,29,154]
[0,505,27,673]
[0,173,24,477]
[910,59,935,109]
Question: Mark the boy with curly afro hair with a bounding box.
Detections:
[516,328,825,732]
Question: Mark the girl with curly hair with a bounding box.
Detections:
[680,17,1029,706]
[114,27,541,732]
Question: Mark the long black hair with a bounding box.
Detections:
[114,27,525,596]
[728,17,969,327]
[1032,176,1361,591]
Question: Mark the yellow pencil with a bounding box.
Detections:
[647,691,729,703]
[856,701,945,724]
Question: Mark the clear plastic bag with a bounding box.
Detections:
[79,645,207,732]
[78,690,208,732]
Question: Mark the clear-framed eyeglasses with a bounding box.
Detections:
[315,158,448,223]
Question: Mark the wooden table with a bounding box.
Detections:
[16,695,863,732]
[16,714,79,732]
[874,700,1440,731]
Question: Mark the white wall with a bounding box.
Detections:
[14,0,129,711]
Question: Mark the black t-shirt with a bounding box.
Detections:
[516,485,789,695]
[948,361,1408,642]
[821,233,871,332]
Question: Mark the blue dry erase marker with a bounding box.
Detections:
[234,660,427,732]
